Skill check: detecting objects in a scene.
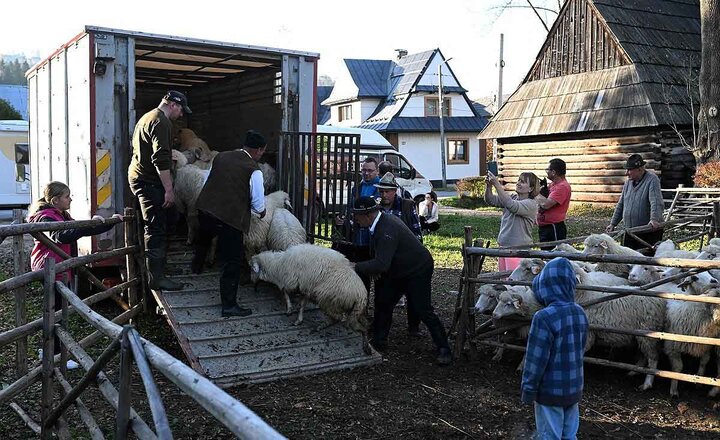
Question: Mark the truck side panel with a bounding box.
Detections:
[50,52,69,185]
[28,75,39,200]
[34,65,52,192]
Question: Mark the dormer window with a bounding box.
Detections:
[425,97,451,117]
[338,105,353,122]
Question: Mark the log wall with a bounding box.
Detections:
[497,131,695,206]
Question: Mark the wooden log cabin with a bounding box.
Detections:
[479,0,699,206]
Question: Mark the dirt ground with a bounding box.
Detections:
[2,221,720,438]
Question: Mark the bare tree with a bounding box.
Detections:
[695,0,720,164]
[489,0,564,32]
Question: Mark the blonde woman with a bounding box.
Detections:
[484,171,540,271]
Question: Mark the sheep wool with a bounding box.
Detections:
[267,208,306,251]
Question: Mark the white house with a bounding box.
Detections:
[322,49,489,184]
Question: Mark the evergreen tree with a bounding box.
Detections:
[0,98,23,119]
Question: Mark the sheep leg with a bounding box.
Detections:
[283,291,293,315]
[669,353,684,397]
[637,339,659,391]
[186,213,199,245]
[696,351,711,378]
[627,356,646,377]
[207,237,218,266]
[491,347,504,362]
[294,296,308,326]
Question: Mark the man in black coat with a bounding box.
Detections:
[352,196,451,365]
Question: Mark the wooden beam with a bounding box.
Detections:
[54,368,105,440]
[41,259,56,440]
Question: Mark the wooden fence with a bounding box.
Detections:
[0,208,284,438]
[451,212,720,393]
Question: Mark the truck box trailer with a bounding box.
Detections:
[27,25,318,258]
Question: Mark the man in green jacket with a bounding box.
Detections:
[128,90,191,291]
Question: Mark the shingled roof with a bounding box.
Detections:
[480,0,700,140]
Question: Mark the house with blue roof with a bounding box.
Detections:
[322,49,489,183]
[0,84,29,120]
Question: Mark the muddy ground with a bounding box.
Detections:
[1,221,720,438]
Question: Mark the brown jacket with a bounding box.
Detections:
[196,150,259,232]
[128,108,173,185]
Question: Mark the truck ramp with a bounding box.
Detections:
[152,241,381,387]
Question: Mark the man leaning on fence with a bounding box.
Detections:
[606,154,664,254]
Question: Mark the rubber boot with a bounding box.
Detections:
[146,257,184,291]
[220,278,251,317]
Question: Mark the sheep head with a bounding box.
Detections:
[508,258,545,282]
[583,234,613,255]
[171,149,188,169]
[475,284,506,314]
[628,264,663,285]
[678,273,720,294]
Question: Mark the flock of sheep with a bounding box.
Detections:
[171,129,372,354]
[475,234,720,398]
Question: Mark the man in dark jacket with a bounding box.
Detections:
[193,130,267,317]
[128,90,191,291]
[352,196,451,365]
[522,257,588,439]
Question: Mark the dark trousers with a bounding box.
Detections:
[420,217,440,233]
[538,222,567,250]
[130,180,171,260]
[372,265,449,350]
[195,211,248,308]
[623,228,664,256]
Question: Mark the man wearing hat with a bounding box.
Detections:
[375,172,422,241]
[606,153,664,253]
[352,196,452,365]
[128,90,192,291]
[192,130,267,317]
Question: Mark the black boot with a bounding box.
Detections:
[147,257,184,291]
[220,278,251,317]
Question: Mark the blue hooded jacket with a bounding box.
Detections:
[522,257,588,407]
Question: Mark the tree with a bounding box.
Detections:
[0,57,31,85]
[0,98,22,119]
[694,0,720,164]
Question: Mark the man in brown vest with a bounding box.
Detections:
[193,130,267,317]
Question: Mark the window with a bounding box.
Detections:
[15,143,29,182]
[447,139,469,164]
[338,105,353,122]
[273,71,282,104]
[424,97,451,117]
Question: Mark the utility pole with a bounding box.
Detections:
[438,57,453,189]
[498,33,505,110]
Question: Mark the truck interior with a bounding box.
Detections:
[130,38,287,165]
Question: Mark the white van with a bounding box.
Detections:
[316,125,433,203]
[0,120,31,208]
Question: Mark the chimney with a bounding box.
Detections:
[395,49,408,60]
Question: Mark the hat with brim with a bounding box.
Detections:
[164,90,192,114]
[351,196,379,214]
[374,172,399,190]
[624,154,646,169]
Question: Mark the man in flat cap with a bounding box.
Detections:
[352,196,452,365]
[606,153,664,253]
[192,130,267,317]
[128,90,192,291]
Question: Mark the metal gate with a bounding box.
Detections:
[279,132,360,242]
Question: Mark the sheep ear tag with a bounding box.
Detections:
[251,261,260,273]
[600,241,609,250]
[531,266,541,275]
[512,299,521,309]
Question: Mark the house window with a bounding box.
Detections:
[273,71,282,104]
[424,97,451,117]
[447,139,469,164]
[338,105,353,122]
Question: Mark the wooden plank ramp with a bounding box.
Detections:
[152,239,382,387]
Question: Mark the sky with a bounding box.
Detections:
[0,0,557,101]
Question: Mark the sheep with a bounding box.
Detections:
[250,244,370,353]
[244,191,293,258]
[508,258,546,282]
[192,150,220,170]
[258,162,277,194]
[709,238,720,247]
[554,243,596,272]
[474,284,509,314]
[663,287,720,397]
[697,244,720,261]
[267,208,306,251]
[171,150,210,245]
[177,128,214,161]
[583,233,644,278]
[490,287,541,367]
[654,239,677,257]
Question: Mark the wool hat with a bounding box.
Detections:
[164,90,192,114]
[351,196,379,214]
[624,154,646,170]
[245,130,267,149]
[374,172,399,190]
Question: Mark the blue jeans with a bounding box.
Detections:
[534,402,579,440]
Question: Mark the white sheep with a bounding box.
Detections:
[192,150,219,170]
[554,243,597,272]
[258,163,277,194]
[663,287,720,397]
[654,239,677,257]
[709,238,720,247]
[490,287,541,367]
[508,258,546,282]
[244,191,292,258]
[474,284,509,314]
[171,152,210,245]
[250,244,370,353]
[267,208,306,251]
[583,233,644,278]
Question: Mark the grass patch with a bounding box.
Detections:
[440,196,489,210]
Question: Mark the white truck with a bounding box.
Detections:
[26,26,318,258]
[0,120,31,208]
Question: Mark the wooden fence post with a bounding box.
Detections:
[116,326,133,439]
[712,202,720,238]
[124,208,138,308]
[41,258,56,440]
[12,208,28,377]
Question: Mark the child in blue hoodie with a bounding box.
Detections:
[522,257,588,439]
